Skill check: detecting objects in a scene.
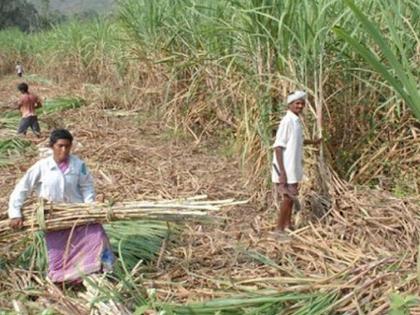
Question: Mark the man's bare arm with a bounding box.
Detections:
[274,146,287,183]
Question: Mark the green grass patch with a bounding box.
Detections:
[25,74,55,86]
[161,291,338,315]
[0,138,33,167]
[0,115,20,130]
[105,220,176,271]
[41,97,85,115]
[17,232,49,272]
[389,293,420,315]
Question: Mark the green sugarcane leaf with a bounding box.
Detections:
[340,0,420,120]
[333,27,407,100]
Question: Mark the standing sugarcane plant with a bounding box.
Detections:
[334,0,420,120]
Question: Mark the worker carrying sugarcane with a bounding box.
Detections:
[8,129,115,283]
[271,90,320,239]
[14,82,42,138]
[16,61,24,77]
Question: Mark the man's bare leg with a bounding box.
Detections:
[276,194,293,232]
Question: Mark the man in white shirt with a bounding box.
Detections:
[16,62,24,77]
[272,90,320,237]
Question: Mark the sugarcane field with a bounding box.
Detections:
[0,0,419,314]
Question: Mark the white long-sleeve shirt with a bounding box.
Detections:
[8,155,95,218]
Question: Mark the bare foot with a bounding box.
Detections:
[269,230,291,241]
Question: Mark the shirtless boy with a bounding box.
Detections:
[15,83,42,137]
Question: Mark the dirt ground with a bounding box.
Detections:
[1,74,420,313]
[0,74,271,298]
[0,75,253,205]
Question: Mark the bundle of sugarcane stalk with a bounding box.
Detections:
[0,196,244,244]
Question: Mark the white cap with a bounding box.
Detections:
[287,90,306,104]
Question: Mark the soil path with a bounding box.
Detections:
[0,74,271,300]
[1,75,419,312]
[0,75,253,204]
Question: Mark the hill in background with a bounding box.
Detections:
[28,0,116,15]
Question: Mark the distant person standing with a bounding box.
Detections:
[16,62,24,77]
[15,82,42,138]
[271,90,320,238]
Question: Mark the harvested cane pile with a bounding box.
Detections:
[345,115,420,193]
[147,180,420,313]
[0,196,243,244]
[1,78,419,313]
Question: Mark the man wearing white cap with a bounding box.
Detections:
[272,90,319,237]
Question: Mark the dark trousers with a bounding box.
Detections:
[17,116,41,136]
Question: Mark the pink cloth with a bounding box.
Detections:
[45,223,114,283]
[58,159,69,173]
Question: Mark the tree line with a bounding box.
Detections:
[0,0,42,31]
[0,0,101,32]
